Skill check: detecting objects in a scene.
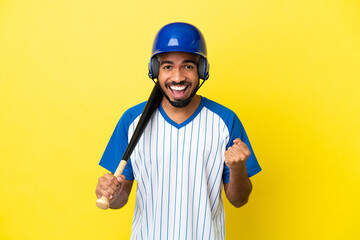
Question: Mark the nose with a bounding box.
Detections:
[172,68,185,82]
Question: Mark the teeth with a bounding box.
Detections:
[170,85,186,91]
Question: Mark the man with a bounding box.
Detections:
[96,22,261,239]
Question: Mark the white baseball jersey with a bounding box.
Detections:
[100,97,261,240]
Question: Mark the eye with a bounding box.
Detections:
[163,65,172,70]
[185,65,195,70]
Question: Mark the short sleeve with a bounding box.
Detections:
[99,113,135,180]
[222,114,261,183]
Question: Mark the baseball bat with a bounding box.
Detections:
[96,85,163,210]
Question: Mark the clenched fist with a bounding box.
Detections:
[224,138,251,171]
[95,173,125,201]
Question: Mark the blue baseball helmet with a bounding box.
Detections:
[148,22,209,80]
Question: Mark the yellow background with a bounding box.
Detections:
[1,0,359,239]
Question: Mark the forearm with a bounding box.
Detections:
[225,163,252,208]
[109,191,130,209]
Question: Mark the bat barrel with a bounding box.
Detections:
[122,85,163,161]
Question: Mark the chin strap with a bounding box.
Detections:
[151,79,205,108]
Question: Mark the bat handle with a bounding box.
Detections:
[96,160,127,210]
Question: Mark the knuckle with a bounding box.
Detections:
[99,178,109,186]
[105,184,113,191]
[105,173,115,180]
[101,190,111,199]
[104,189,114,197]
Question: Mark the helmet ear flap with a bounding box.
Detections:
[198,57,209,80]
[148,57,160,79]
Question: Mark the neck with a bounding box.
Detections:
[161,95,201,124]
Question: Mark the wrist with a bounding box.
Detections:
[228,161,246,171]
[229,163,248,177]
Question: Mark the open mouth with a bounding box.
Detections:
[168,84,189,100]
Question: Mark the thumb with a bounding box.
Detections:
[116,176,123,183]
[233,138,241,145]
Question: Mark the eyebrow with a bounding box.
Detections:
[160,60,197,66]
[183,60,197,65]
[160,60,174,66]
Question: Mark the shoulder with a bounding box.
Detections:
[120,101,147,125]
[202,97,239,121]
[201,97,245,134]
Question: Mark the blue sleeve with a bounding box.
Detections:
[222,114,262,183]
[98,112,135,181]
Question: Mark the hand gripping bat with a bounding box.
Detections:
[96,85,163,210]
